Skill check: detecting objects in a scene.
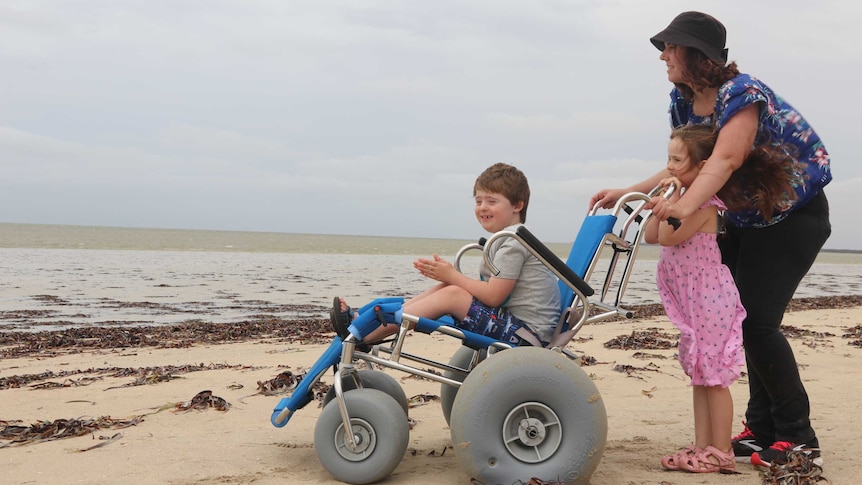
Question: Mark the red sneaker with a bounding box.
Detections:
[751,439,823,467]
[730,421,764,462]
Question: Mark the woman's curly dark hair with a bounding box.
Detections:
[674,46,739,100]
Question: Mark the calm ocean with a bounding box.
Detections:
[0,223,859,331]
[1,222,860,264]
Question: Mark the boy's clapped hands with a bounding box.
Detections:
[414,254,456,283]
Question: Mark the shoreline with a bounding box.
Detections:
[3,295,860,360]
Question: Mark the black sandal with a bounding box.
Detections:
[330,297,380,353]
[330,296,352,339]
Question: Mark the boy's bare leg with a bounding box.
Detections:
[403,282,448,306]
[361,285,473,343]
[336,282,447,318]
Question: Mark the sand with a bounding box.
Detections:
[3,302,861,485]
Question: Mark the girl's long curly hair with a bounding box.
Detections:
[671,125,800,218]
[719,141,802,218]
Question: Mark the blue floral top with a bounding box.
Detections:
[668,73,832,228]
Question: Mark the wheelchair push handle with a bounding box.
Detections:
[648,184,681,230]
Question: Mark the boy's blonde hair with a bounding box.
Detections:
[473,163,530,223]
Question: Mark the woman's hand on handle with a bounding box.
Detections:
[589,170,671,211]
[588,188,628,210]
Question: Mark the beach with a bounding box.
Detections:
[1,242,861,484]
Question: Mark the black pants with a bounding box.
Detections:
[719,190,831,445]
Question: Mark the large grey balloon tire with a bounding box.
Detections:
[440,346,485,426]
[322,369,409,415]
[449,346,607,485]
[314,388,410,485]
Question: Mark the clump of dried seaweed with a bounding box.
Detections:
[400,367,442,382]
[0,416,143,448]
[408,393,440,408]
[781,325,835,339]
[604,328,677,350]
[237,368,317,404]
[611,363,665,381]
[632,351,668,360]
[760,450,829,484]
[256,369,303,395]
[843,325,862,348]
[312,381,333,404]
[173,390,231,412]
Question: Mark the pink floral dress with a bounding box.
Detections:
[656,196,745,388]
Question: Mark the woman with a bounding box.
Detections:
[589,11,832,468]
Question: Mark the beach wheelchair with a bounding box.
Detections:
[270,189,665,485]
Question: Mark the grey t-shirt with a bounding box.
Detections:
[479,223,562,343]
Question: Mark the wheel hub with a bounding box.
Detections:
[334,419,376,461]
[502,402,563,463]
[517,417,547,446]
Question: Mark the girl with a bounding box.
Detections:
[645,124,746,473]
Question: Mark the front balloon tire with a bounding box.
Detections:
[314,388,409,484]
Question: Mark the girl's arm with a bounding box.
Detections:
[657,205,717,246]
[645,176,682,245]
[644,212,660,245]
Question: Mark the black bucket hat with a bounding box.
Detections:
[650,11,728,64]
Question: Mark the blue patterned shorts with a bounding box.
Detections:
[455,298,538,345]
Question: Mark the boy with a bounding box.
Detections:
[333,162,561,347]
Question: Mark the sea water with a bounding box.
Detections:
[0,223,859,330]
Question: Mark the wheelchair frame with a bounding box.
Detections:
[270,190,659,484]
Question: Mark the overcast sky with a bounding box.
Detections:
[2,1,860,250]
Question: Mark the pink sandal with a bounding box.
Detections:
[680,445,736,473]
[661,444,702,471]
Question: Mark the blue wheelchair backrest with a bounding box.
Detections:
[558,214,617,311]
